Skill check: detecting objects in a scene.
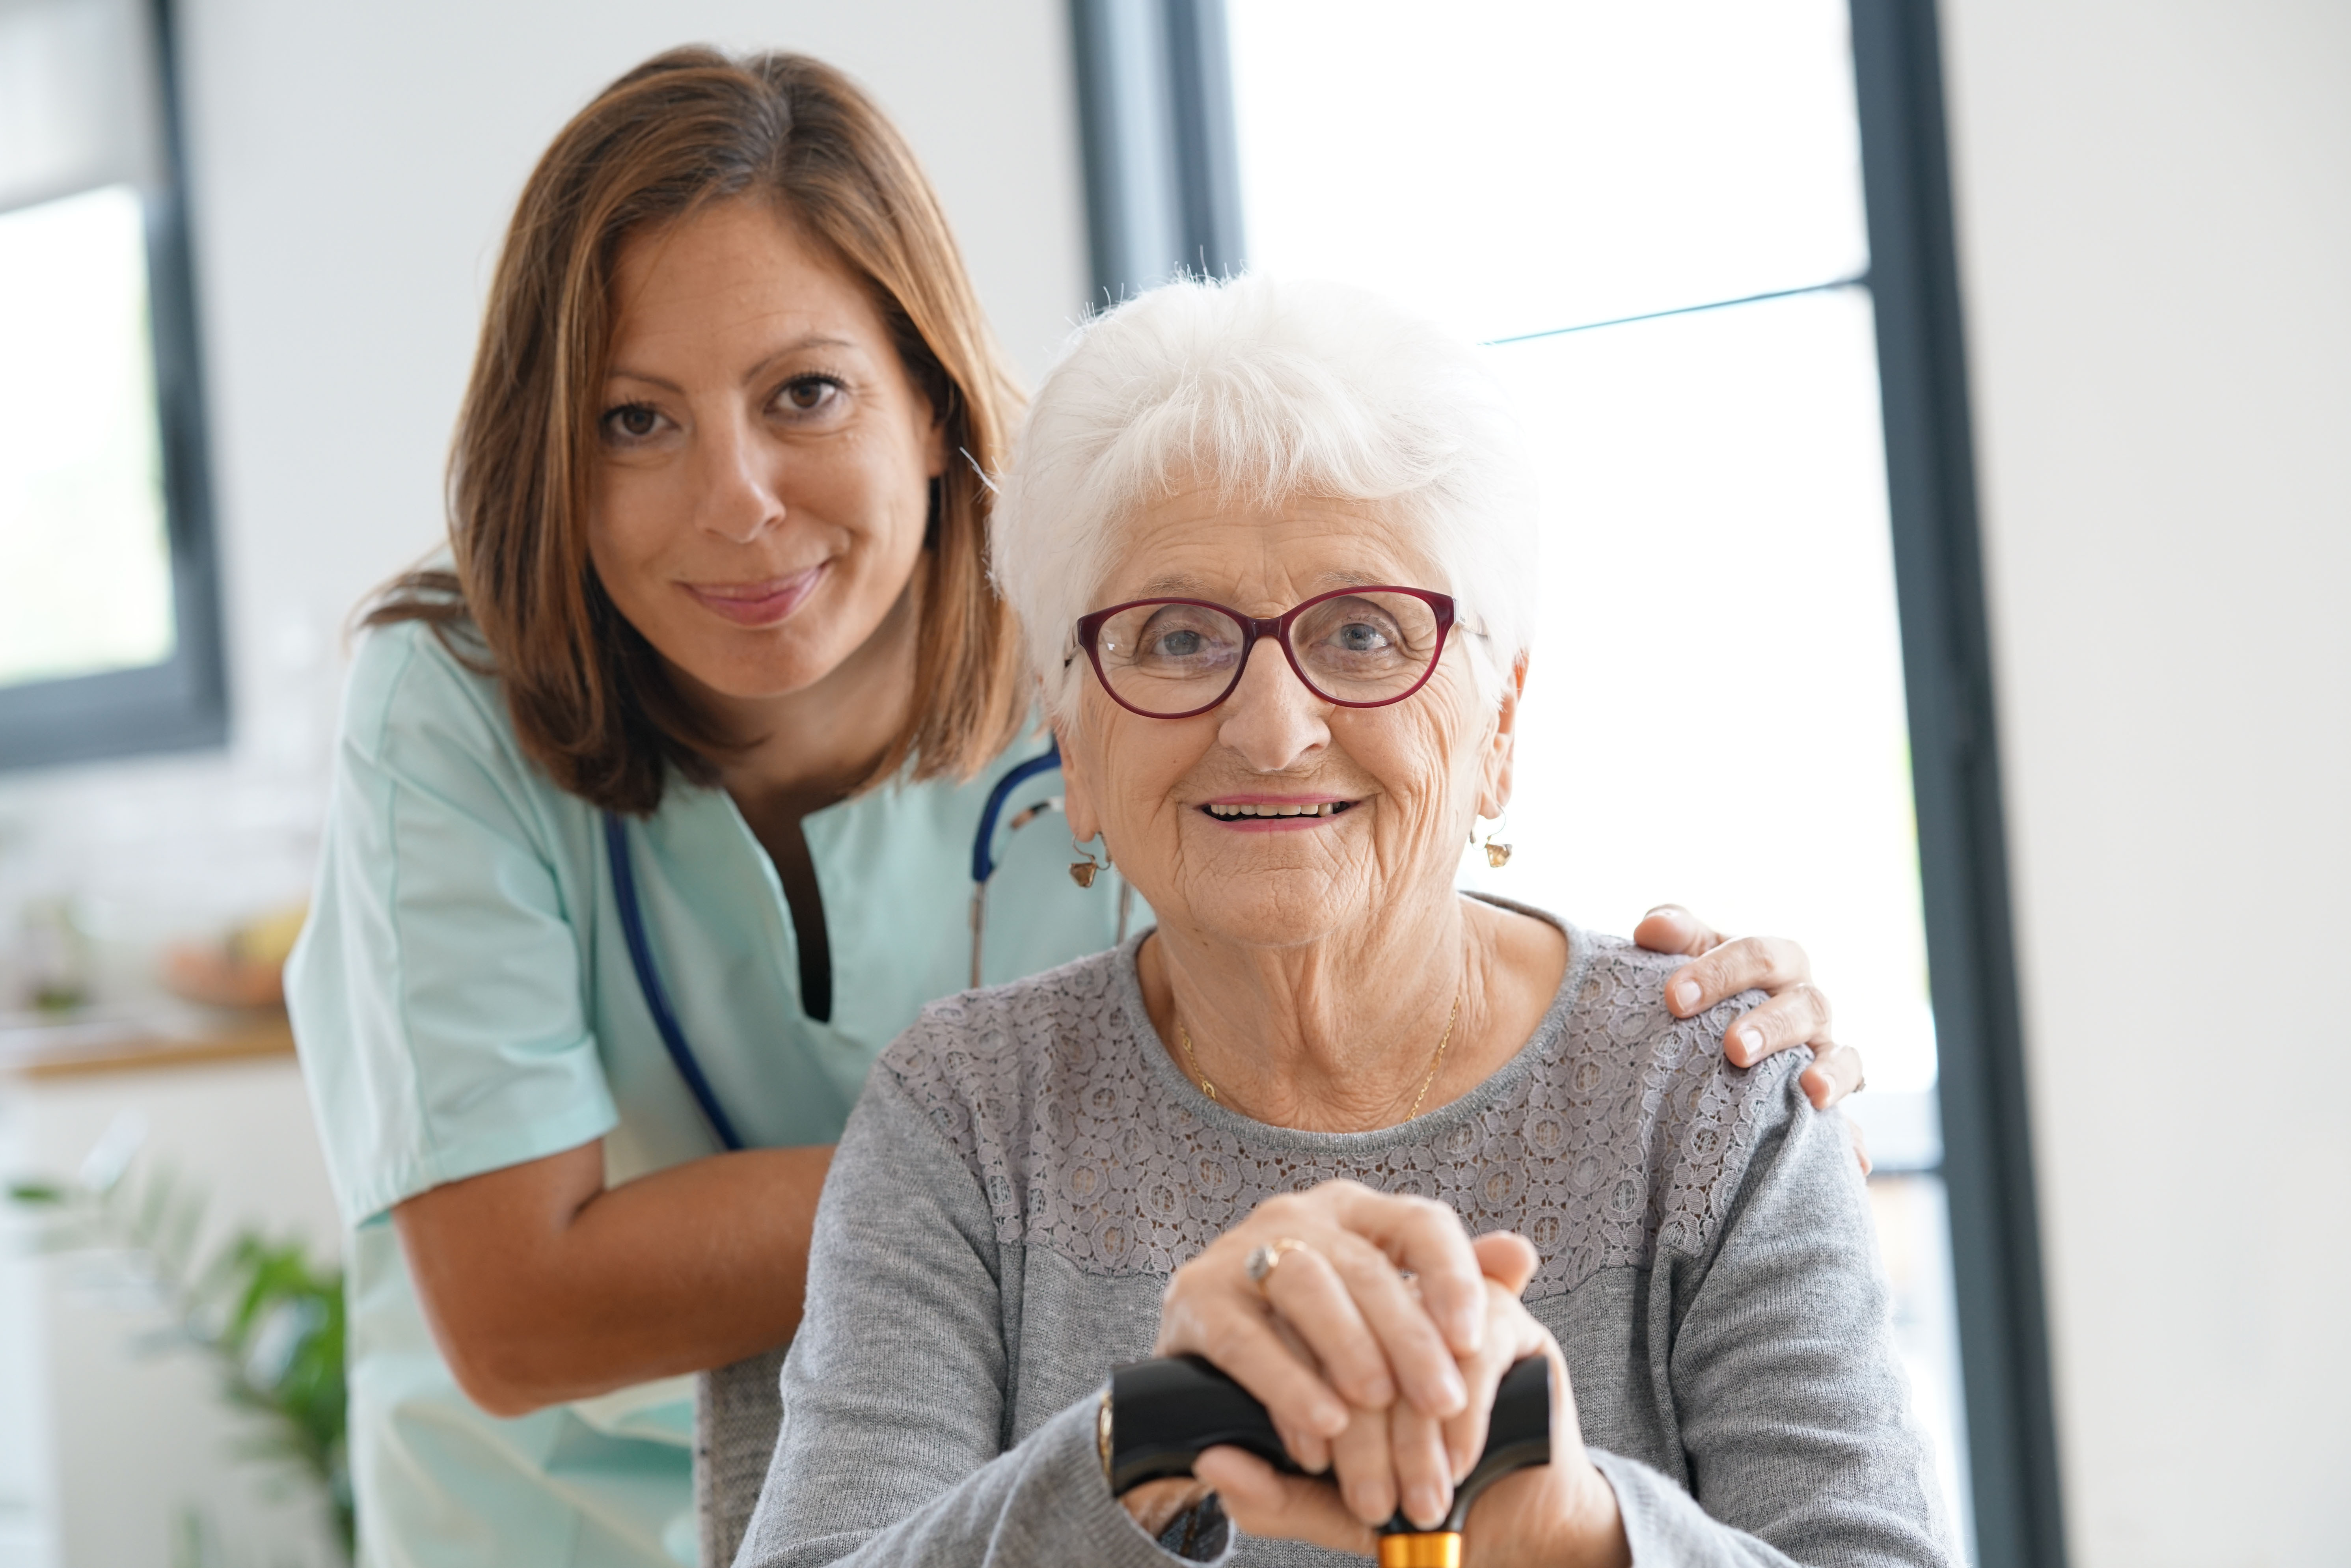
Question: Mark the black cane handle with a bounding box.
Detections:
[1101,1352,1551,1539]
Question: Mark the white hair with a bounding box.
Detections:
[990,274,1539,718]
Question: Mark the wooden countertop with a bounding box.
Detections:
[0,1006,297,1080]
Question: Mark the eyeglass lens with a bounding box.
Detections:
[1092,591,1443,715]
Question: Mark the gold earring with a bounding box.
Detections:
[1481,812,1513,868]
[1069,837,1104,888]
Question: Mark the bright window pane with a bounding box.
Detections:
[1449,289,1969,1534]
[1227,0,1869,341]
[1871,1172,1974,1559]
[1459,289,1935,1106]
[0,182,175,688]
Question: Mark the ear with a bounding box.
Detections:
[923,413,950,480]
[1475,651,1529,819]
[1051,700,1102,844]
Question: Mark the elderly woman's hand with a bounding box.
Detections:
[1194,1233,1631,1566]
[1636,906,1872,1172]
[1149,1180,1495,1525]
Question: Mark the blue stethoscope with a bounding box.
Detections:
[602,740,1128,1152]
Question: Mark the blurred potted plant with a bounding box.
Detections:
[17,897,93,1013]
[7,1123,350,1564]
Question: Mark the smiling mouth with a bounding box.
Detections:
[1201,800,1358,821]
[682,565,826,628]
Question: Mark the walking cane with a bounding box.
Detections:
[1100,1354,1551,1568]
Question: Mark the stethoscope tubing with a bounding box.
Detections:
[972,739,1064,883]
[604,741,1072,1153]
[604,810,749,1152]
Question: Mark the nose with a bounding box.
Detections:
[1214,631,1328,771]
[692,412,785,545]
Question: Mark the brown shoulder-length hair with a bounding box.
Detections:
[369,48,1029,815]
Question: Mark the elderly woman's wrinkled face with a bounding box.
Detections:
[1058,488,1519,950]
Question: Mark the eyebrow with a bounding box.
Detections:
[605,332,864,396]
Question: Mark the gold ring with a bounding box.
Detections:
[1244,1237,1311,1291]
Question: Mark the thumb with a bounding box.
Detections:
[1634,904,1720,959]
[1471,1231,1540,1294]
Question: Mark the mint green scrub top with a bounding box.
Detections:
[285,619,1127,1568]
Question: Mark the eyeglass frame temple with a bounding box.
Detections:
[1071,585,1458,721]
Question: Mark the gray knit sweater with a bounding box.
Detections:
[736,907,1955,1567]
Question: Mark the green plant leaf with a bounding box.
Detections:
[17,1160,354,1564]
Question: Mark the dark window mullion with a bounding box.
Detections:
[1850,2,2066,1564]
[143,0,229,750]
[1070,0,1244,300]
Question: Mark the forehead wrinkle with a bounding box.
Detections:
[1132,565,1384,600]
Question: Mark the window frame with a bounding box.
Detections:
[0,0,228,772]
[1069,1,2068,1561]
[1069,0,1244,298]
[1850,2,2067,1562]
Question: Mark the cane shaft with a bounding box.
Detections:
[1379,1532,1464,1567]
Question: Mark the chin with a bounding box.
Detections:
[683,637,839,702]
[1187,872,1360,950]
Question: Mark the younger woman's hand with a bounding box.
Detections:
[1635,905,1872,1172]
[1194,1233,1630,1566]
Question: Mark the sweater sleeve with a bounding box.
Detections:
[1593,1067,1957,1568]
[733,1069,1224,1568]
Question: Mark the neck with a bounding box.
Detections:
[695,573,924,822]
[1138,888,1517,1133]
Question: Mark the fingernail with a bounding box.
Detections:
[1437,1367,1466,1412]
[1672,979,1701,1013]
[1311,1399,1349,1437]
[1409,1486,1446,1528]
[1282,1424,1326,1472]
[1735,1025,1762,1064]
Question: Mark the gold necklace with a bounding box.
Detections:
[1177,990,1462,1121]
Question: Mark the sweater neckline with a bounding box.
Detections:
[1107,894,1595,1155]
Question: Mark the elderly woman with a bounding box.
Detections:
[734,276,1952,1568]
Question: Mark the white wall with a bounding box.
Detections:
[1940,2,2351,1564]
[0,6,1091,1565]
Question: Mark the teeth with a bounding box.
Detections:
[1204,801,1348,819]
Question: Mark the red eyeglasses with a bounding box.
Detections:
[1074,586,1457,720]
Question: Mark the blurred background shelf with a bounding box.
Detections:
[0,1006,294,1080]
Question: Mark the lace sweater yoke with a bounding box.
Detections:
[880,912,1794,1298]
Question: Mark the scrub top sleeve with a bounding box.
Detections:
[288,622,618,1230]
